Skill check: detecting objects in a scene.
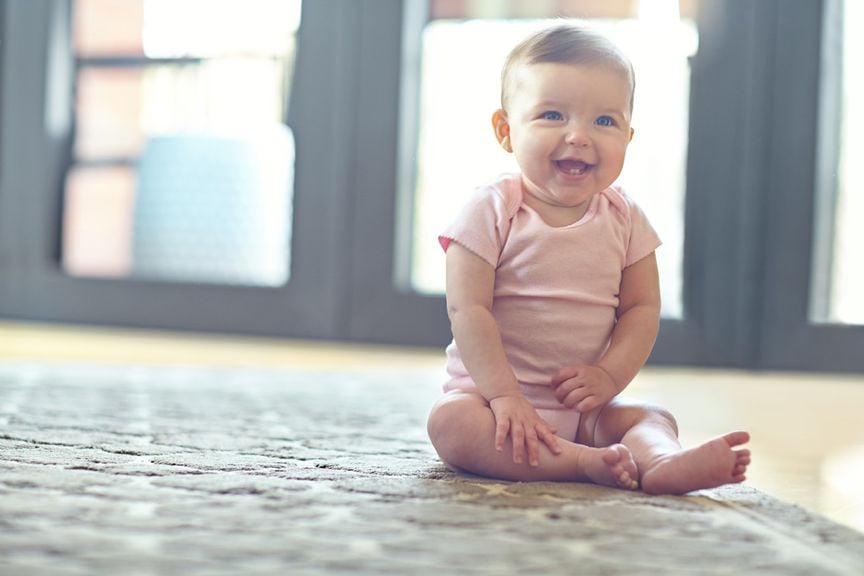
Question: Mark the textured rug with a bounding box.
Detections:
[1,362,863,576]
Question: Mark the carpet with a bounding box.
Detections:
[1,362,862,575]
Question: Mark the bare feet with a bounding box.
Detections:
[580,443,639,490]
[640,431,751,495]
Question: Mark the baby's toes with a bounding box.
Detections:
[611,449,639,490]
[618,471,638,490]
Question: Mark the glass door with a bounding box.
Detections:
[407,0,697,321]
[759,0,864,372]
[347,0,741,360]
[0,0,358,340]
[814,0,864,326]
[64,0,300,287]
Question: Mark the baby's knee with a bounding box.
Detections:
[605,398,678,431]
[427,393,483,463]
[427,395,467,445]
[426,399,455,446]
[640,402,678,432]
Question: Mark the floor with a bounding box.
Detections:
[6,357,864,575]
[3,320,864,535]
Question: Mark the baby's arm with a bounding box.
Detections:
[553,252,661,411]
[446,242,561,466]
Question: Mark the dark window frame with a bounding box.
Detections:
[757,0,864,372]
[0,0,358,340]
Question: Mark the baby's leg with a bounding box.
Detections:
[427,391,638,489]
[588,398,751,495]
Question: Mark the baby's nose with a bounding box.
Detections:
[564,125,591,147]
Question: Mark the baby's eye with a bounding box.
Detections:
[540,111,563,121]
[595,115,615,127]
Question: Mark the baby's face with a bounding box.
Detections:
[500,62,633,222]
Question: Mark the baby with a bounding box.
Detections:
[427,23,751,494]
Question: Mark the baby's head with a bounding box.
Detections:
[500,24,635,114]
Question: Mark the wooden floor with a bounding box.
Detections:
[2,321,863,534]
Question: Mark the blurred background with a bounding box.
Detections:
[1,0,862,368]
[0,0,863,532]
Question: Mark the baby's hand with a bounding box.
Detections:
[488,394,561,466]
[551,365,621,412]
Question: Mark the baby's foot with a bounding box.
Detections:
[580,443,639,490]
[640,431,751,495]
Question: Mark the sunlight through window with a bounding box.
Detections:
[63,0,301,286]
[407,0,697,319]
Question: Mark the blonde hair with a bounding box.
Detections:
[500,24,635,112]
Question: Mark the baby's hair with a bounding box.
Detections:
[500,23,635,112]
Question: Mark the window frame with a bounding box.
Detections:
[0,0,357,340]
[346,0,779,366]
[757,0,864,372]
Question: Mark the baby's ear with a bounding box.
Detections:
[491,109,512,152]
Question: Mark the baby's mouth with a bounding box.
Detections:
[555,159,592,175]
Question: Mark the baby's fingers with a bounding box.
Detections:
[552,381,573,403]
[537,425,562,455]
[576,395,602,412]
[494,416,511,452]
[562,387,588,409]
[524,427,542,467]
[510,422,527,464]
[551,366,581,387]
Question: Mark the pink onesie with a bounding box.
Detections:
[439,173,661,442]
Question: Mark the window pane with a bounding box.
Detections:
[406,0,697,319]
[75,67,145,159]
[830,0,864,323]
[73,0,145,56]
[139,60,289,137]
[63,166,136,278]
[62,0,300,287]
[142,0,300,58]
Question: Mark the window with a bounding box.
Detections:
[0,0,352,340]
[63,0,301,286]
[758,0,864,371]
[813,0,864,325]
[406,0,698,320]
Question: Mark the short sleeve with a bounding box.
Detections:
[621,192,662,267]
[438,178,519,268]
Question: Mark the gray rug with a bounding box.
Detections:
[1,362,862,576]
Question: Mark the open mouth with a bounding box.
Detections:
[555,159,592,175]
